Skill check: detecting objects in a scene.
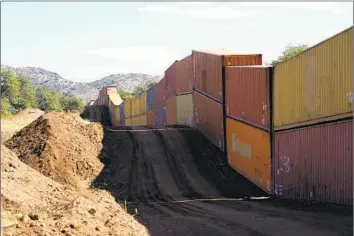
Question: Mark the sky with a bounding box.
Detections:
[1,2,353,82]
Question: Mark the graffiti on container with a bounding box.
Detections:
[274,184,283,196]
[347,92,354,103]
[277,156,290,174]
[231,133,251,159]
[226,105,230,114]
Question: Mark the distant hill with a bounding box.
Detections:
[1,65,163,103]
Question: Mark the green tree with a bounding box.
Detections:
[133,85,145,97]
[1,70,20,109]
[271,44,309,66]
[147,82,157,89]
[1,97,12,118]
[117,88,134,100]
[18,76,36,110]
[35,86,62,111]
[60,93,84,112]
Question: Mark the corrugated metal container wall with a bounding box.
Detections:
[166,96,177,125]
[176,55,193,95]
[147,87,156,111]
[119,103,125,125]
[176,94,194,126]
[193,91,224,151]
[124,100,132,118]
[193,51,223,103]
[225,66,271,130]
[226,118,271,193]
[125,118,132,126]
[224,54,262,66]
[147,108,156,128]
[131,116,139,126]
[156,105,167,128]
[139,114,147,126]
[165,62,177,99]
[273,120,353,206]
[132,98,140,117]
[156,77,166,108]
[274,27,353,130]
[140,91,147,115]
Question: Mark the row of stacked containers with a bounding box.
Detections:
[89,26,353,206]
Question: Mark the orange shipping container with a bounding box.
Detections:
[147,108,156,128]
[226,117,271,193]
[175,55,193,95]
[193,50,262,103]
[193,91,224,151]
[166,96,177,125]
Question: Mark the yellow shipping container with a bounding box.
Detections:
[274,27,353,130]
[176,94,194,126]
[125,118,132,126]
[139,114,147,126]
[108,93,123,126]
[139,92,147,115]
[124,100,132,119]
[131,116,139,126]
[226,117,271,193]
[132,97,140,117]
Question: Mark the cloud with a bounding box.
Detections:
[137,3,253,19]
[241,2,335,9]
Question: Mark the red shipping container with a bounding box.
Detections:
[165,61,177,99]
[166,96,177,125]
[193,91,224,151]
[156,77,166,108]
[175,55,193,95]
[147,108,156,128]
[193,50,263,103]
[225,66,271,131]
[273,119,353,206]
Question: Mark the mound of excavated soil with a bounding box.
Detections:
[5,112,104,189]
[1,144,149,236]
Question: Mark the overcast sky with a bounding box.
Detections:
[1,2,353,82]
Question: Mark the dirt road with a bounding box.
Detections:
[92,126,353,236]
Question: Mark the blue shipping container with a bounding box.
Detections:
[147,87,156,111]
[119,103,125,126]
[156,105,167,128]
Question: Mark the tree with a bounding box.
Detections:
[271,44,309,66]
[1,97,12,118]
[133,85,146,97]
[1,70,20,109]
[35,86,62,112]
[18,76,36,110]
[60,93,84,112]
[117,88,134,100]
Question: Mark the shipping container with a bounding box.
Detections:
[193,91,224,151]
[176,94,194,126]
[147,108,156,128]
[156,105,167,128]
[175,55,193,95]
[124,100,132,119]
[274,27,353,130]
[224,54,262,67]
[131,116,140,126]
[226,117,271,193]
[119,103,125,126]
[125,118,132,126]
[156,77,166,108]
[139,114,147,126]
[273,119,353,206]
[166,95,177,125]
[226,66,271,130]
[108,93,123,126]
[139,91,147,115]
[147,87,156,111]
[132,97,140,117]
[165,61,177,99]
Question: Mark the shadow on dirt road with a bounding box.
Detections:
[91,126,353,236]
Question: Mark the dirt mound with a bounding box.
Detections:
[1,144,149,236]
[5,112,104,189]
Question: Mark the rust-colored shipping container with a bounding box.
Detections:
[225,66,271,130]
[193,50,263,103]
[273,119,353,206]
[165,61,177,99]
[175,55,193,95]
[166,95,177,125]
[226,117,271,193]
[147,108,156,128]
[193,91,224,151]
[274,27,353,130]
[156,77,166,108]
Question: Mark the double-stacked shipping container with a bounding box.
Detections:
[272,26,353,205]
